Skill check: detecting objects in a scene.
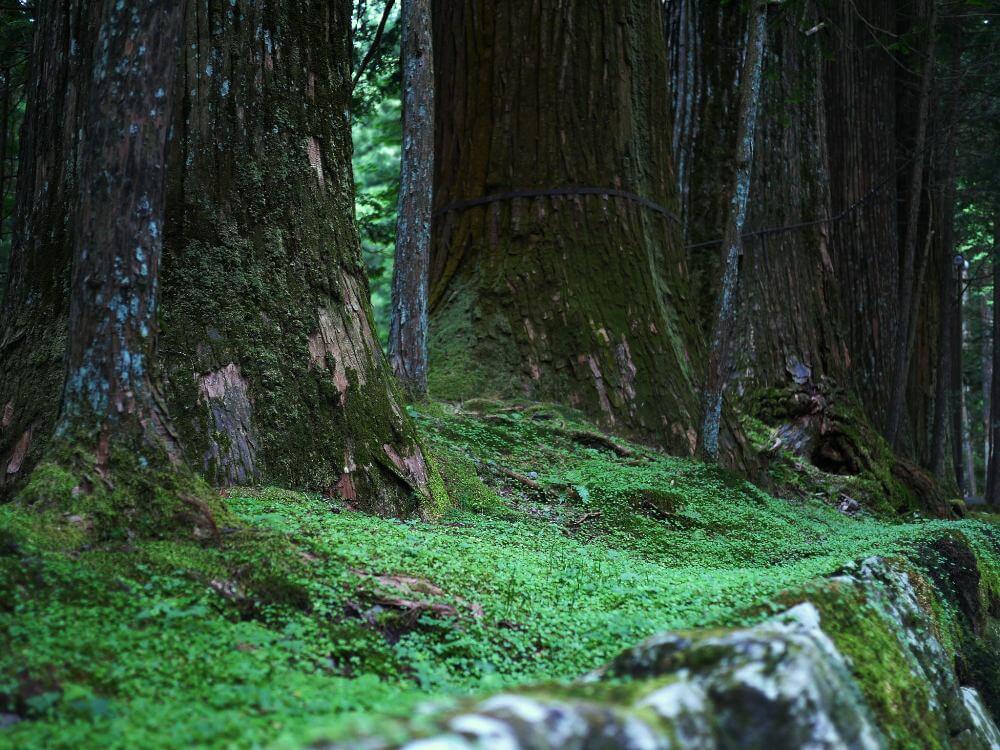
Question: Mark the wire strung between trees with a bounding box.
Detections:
[430,111,955,252]
[429,180,887,251]
[431,186,683,225]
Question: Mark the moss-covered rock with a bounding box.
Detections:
[329,557,1000,750]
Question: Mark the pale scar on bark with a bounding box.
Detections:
[7,427,31,475]
[197,363,258,484]
[307,135,324,188]
[307,273,378,399]
[383,442,430,496]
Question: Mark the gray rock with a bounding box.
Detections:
[326,557,1000,750]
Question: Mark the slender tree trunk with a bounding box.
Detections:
[696,2,767,461]
[886,3,936,450]
[930,231,951,478]
[962,381,977,497]
[429,0,699,451]
[986,222,1000,508]
[159,0,434,516]
[951,264,967,495]
[981,296,992,481]
[0,67,9,249]
[929,27,964,479]
[388,0,433,399]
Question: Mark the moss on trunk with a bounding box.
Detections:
[428,0,701,453]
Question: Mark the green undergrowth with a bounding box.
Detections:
[1,402,998,748]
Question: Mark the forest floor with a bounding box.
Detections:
[1,401,998,749]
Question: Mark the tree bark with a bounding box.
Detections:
[59,0,186,461]
[159,0,434,516]
[665,1,843,396]
[952,264,967,495]
[981,296,992,479]
[429,0,699,451]
[885,2,936,450]
[930,226,951,478]
[696,2,767,461]
[0,1,97,493]
[822,0,902,429]
[388,0,433,399]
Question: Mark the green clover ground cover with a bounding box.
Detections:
[1,403,997,749]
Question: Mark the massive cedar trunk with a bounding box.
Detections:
[821,0,902,428]
[666,1,844,397]
[738,5,843,391]
[885,2,936,450]
[0,0,191,496]
[0,1,93,491]
[0,0,217,532]
[61,0,185,455]
[159,0,434,516]
[428,0,699,451]
[388,0,434,400]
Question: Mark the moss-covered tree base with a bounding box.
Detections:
[740,381,952,517]
[15,434,227,545]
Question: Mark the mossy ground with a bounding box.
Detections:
[1,402,997,748]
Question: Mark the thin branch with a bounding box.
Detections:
[352,0,396,90]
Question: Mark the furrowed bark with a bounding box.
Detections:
[59,0,186,457]
[696,2,767,461]
[429,0,700,452]
[160,0,434,516]
[885,3,936,450]
[821,0,901,428]
[666,1,842,396]
[0,0,94,494]
[388,0,433,400]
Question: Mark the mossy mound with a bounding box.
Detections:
[0,401,997,748]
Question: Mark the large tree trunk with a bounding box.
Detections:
[0,1,97,492]
[885,2,936,450]
[388,0,434,400]
[0,2,79,495]
[0,0,218,531]
[60,0,185,454]
[696,2,766,461]
[821,0,902,429]
[429,0,699,451]
[159,0,434,516]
